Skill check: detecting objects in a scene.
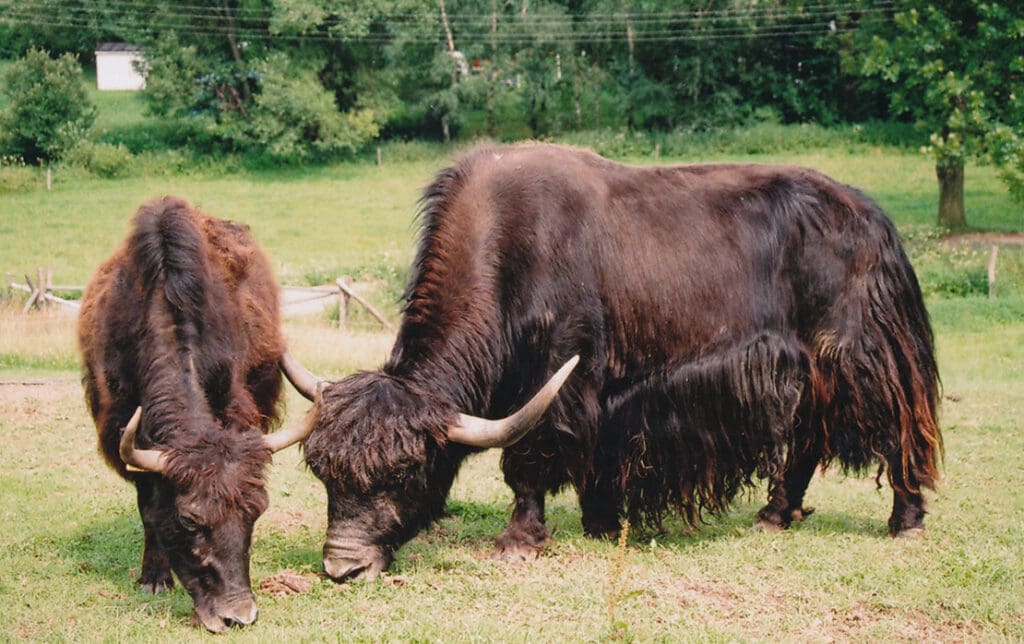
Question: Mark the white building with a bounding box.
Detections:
[94,43,146,91]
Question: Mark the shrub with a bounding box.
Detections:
[904,231,991,298]
[0,49,96,164]
[0,155,39,193]
[202,54,381,164]
[62,141,133,178]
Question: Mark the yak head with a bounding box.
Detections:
[282,353,578,582]
[118,407,312,632]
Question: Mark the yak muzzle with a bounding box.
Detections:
[323,542,391,582]
[195,595,259,633]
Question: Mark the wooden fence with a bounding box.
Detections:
[4,269,395,331]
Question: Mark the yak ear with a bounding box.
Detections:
[280,351,327,403]
[447,355,580,449]
[119,407,169,473]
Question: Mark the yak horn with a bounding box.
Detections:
[263,418,315,453]
[448,355,580,449]
[119,407,168,473]
[280,350,326,402]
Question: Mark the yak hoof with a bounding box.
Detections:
[752,518,784,534]
[790,506,815,522]
[491,532,549,562]
[893,527,924,540]
[138,579,173,595]
[491,542,543,563]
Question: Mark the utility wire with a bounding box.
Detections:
[2,8,887,45]
[2,0,892,28]
[2,0,893,20]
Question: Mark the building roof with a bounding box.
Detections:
[95,42,144,53]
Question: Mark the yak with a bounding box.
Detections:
[78,197,311,631]
[282,143,942,581]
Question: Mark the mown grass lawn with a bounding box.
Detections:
[1,146,1023,641]
[3,142,1022,290]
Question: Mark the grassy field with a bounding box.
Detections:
[1,144,1023,640]
[3,145,1022,288]
[0,297,1022,641]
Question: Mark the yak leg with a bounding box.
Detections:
[493,489,550,562]
[579,460,623,539]
[135,477,174,594]
[887,456,927,537]
[756,434,822,532]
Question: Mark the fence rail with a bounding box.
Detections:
[5,268,395,331]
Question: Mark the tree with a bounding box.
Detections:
[0,48,96,164]
[851,0,1024,228]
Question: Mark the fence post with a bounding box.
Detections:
[988,245,999,299]
[38,266,47,309]
[337,275,353,330]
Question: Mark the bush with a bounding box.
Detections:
[903,229,992,298]
[243,57,380,163]
[560,121,925,162]
[0,49,96,164]
[62,141,133,178]
[0,155,39,193]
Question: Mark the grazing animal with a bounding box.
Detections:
[78,197,310,632]
[283,143,942,580]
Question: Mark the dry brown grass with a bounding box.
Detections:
[0,303,79,373]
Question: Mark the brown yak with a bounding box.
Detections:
[281,143,943,581]
[78,196,310,631]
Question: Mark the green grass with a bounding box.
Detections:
[0,158,445,290]
[0,298,1022,640]
[82,68,153,136]
[2,144,1021,291]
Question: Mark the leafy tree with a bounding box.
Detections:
[219,53,380,162]
[121,0,384,161]
[851,0,1024,228]
[0,48,96,164]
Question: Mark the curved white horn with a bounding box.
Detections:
[447,355,580,449]
[119,407,168,473]
[281,350,326,402]
[263,418,315,453]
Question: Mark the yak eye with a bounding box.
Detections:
[179,513,203,533]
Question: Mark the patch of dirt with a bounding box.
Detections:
[941,231,1024,247]
[260,508,321,533]
[0,380,82,419]
[792,604,987,642]
[258,570,316,597]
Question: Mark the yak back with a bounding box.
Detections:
[79,196,284,481]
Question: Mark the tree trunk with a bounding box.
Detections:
[486,3,497,137]
[220,0,251,105]
[625,9,635,131]
[936,160,966,229]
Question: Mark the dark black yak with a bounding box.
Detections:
[78,197,311,631]
[283,143,942,580]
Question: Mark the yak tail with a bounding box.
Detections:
[817,209,943,495]
[128,196,209,348]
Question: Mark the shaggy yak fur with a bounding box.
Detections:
[300,142,942,579]
[77,197,285,631]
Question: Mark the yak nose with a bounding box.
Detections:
[222,600,259,628]
[323,555,366,581]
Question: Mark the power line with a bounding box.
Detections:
[3,0,893,21]
[2,0,892,28]
[1,5,888,46]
